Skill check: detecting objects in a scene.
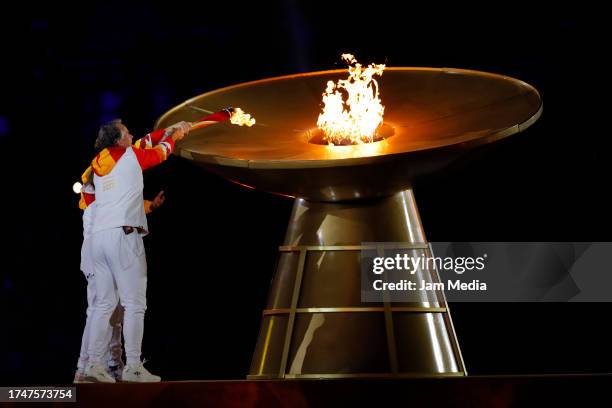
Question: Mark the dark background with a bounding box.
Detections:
[1,2,610,385]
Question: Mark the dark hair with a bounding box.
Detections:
[95,119,123,151]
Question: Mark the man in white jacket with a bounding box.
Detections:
[84,119,189,383]
[75,189,165,383]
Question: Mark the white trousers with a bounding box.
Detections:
[87,228,147,366]
[76,269,124,370]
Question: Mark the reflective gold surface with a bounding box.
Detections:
[156,68,541,201]
[249,191,465,378]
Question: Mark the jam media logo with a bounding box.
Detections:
[361,244,488,303]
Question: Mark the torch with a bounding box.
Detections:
[149,106,254,207]
[189,106,256,130]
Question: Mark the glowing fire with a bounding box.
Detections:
[317,54,385,145]
[230,108,256,127]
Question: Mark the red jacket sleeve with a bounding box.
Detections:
[134,129,167,149]
[132,138,175,171]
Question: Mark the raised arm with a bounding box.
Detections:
[133,129,167,149]
[133,122,191,170]
[132,122,190,171]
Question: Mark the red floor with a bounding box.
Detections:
[4,374,611,407]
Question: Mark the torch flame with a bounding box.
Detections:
[230,108,256,127]
[317,54,385,145]
[341,53,357,64]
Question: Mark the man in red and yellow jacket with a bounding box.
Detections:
[83,119,190,383]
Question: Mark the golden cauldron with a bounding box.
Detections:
[156,68,542,379]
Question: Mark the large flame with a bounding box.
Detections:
[317,54,385,145]
[230,108,256,127]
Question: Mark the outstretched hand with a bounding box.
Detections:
[150,190,166,211]
[166,121,192,142]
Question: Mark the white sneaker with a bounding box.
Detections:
[122,362,161,383]
[84,363,116,383]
